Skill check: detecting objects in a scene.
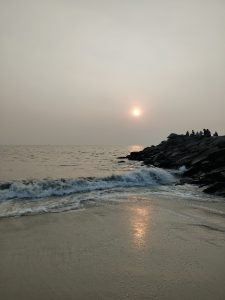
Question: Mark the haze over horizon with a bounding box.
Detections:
[1,0,225,145]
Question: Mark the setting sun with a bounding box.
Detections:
[131,108,142,118]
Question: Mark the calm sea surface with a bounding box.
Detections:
[0,145,143,180]
[0,145,223,218]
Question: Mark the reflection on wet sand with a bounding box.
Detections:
[129,204,151,248]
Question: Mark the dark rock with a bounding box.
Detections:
[127,151,145,161]
[204,183,225,196]
[0,182,11,190]
[127,133,225,197]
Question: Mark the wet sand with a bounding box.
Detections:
[0,197,225,300]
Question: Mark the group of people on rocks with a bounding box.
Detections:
[185,129,219,137]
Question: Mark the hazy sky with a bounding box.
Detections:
[1,0,225,145]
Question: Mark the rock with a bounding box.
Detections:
[0,182,11,190]
[167,133,180,139]
[204,183,225,196]
[126,133,225,196]
[127,151,145,161]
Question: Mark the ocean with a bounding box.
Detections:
[0,145,223,218]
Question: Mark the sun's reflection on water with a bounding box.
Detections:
[128,145,144,153]
[129,205,151,249]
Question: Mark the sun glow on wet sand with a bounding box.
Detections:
[129,205,151,248]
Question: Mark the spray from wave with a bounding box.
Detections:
[0,167,176,201]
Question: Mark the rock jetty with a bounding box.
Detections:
[126,131,225,196]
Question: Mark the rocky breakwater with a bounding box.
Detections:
[127,133,225,196]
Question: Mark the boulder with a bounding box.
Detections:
[126,133,225,196]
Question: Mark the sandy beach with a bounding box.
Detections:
[1,196,225,300]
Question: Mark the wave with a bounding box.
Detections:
[0,167,176,201]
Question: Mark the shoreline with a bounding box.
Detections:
[1,196,225,300]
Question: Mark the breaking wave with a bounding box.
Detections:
[0,167,176,201]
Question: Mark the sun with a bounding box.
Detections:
[131,108,142,118]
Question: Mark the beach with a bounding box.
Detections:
[1,196,225,300]
[1,0,225,298]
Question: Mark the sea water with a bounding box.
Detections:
[0,145,222,218]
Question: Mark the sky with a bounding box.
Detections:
[0,0,225,145]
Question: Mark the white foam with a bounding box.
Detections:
[0,167,176,201]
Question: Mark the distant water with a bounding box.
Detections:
[0,145,222,218]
